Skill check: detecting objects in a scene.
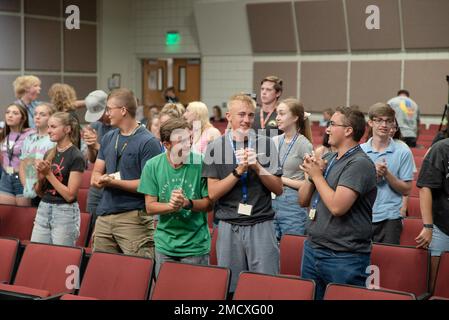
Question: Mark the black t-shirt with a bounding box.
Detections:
[42,146,85,204]
[253,107,282,137]
[416,138,449,236]
[202,134,282,226]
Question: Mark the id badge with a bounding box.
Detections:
[271,192,276,200]
[5,166,14,175]
[309,208,316,221]
[238,203,253,216]
[109,171,121,180]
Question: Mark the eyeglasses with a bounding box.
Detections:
[372,118,394,126]
[105,106,124,114]
[328,121,349,128]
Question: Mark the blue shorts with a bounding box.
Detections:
[430,225,449,257]
[0,172,24,197]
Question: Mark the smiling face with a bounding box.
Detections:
[326,112,352,147]
[226,100,255,137]
[276,102,298,131]
[47,117,70,142]
[369,116,395,139]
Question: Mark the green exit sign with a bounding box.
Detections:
[166,31,180,46]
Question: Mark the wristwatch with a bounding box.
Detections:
[183,199,194,210]
[232,169,242,179]
[423,224,434,229]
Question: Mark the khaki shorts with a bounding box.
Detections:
[93,209,155,258]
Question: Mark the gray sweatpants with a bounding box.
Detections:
[217,220,280,292]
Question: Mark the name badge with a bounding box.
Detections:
[5,166,14,175]
[109,172,121,180]
[271,192,276,200]
[238,203,253,216]
[309,208,316,221]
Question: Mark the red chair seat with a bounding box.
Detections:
[0,283,50,298]
[60,294,98,300]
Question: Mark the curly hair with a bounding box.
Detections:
[48,83,77,112]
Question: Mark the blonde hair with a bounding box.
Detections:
[227,93,256,112]
[48,83,77,112]
[160,103,185,120]
[36,102,57,116]
[186,101,211,131]
[44,112,80,163]
[13,75,41,98]
[279,98,312,143]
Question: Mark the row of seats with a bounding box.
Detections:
[279,234,449,300]
[3,239,447,300]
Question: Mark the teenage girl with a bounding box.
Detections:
[31,112,85,246]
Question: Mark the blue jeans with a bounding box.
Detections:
[272,187,307,239]
[31,201,80,247]
[301,240,370,300]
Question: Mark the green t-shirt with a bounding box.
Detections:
[138,152,210,257]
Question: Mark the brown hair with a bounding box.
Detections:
[368,102,395,120]
[0,103,29,143]
[44,112,80,163]
[160,117,191,143]
[335,106,366,142]
[279,98,312,143]
[160,103,185,120]
[48,83,77,112]
[260,75,283,94]
[108,88,137,118]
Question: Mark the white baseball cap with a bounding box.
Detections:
[85,90,108,123]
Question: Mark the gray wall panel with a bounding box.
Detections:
[300,61,347,112]
[253,62,298,103]
[0,16,21,70]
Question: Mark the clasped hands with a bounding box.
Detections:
[168,189,189,212]
[35,159,51,177]
[234,148,258,175]
[300,152,328,180]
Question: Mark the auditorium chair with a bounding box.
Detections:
[430,252,449,300]
[0,237,20,284]
[371,243,430,299]
[151,261,230,300]
[61,252,154,300]
[400,218,422,246]
[324,283,415,300]
[280,234,306,276]
[233,272,315,300]
[0,243,83,299]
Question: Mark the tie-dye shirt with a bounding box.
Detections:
[19,133,55,198]
[1,129,35,171]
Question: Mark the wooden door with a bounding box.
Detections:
[142,59,167,107]
[173,58,201,105]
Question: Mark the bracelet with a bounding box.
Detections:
[423,224,434,229]
[183,199,194,210]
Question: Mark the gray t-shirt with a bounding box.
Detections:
[202,133,282,225]
[307,148,377,253]
[387,96,420,138]
[273,134,312,181]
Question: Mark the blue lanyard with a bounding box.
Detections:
[278,132,300,169]
[311,145,361,209]
[228,132,253,204]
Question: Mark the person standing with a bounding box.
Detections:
[361,103,414,244]
[415,138,449,293]
[31,112,85,246]
[138,118,212,276]
[299,107,377,300]
[272,98,313,239]
[203,93,283,293]
[253,76,283,137]
[91,88,161,258]
[387,89,420,147]
[13,75,42,128]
